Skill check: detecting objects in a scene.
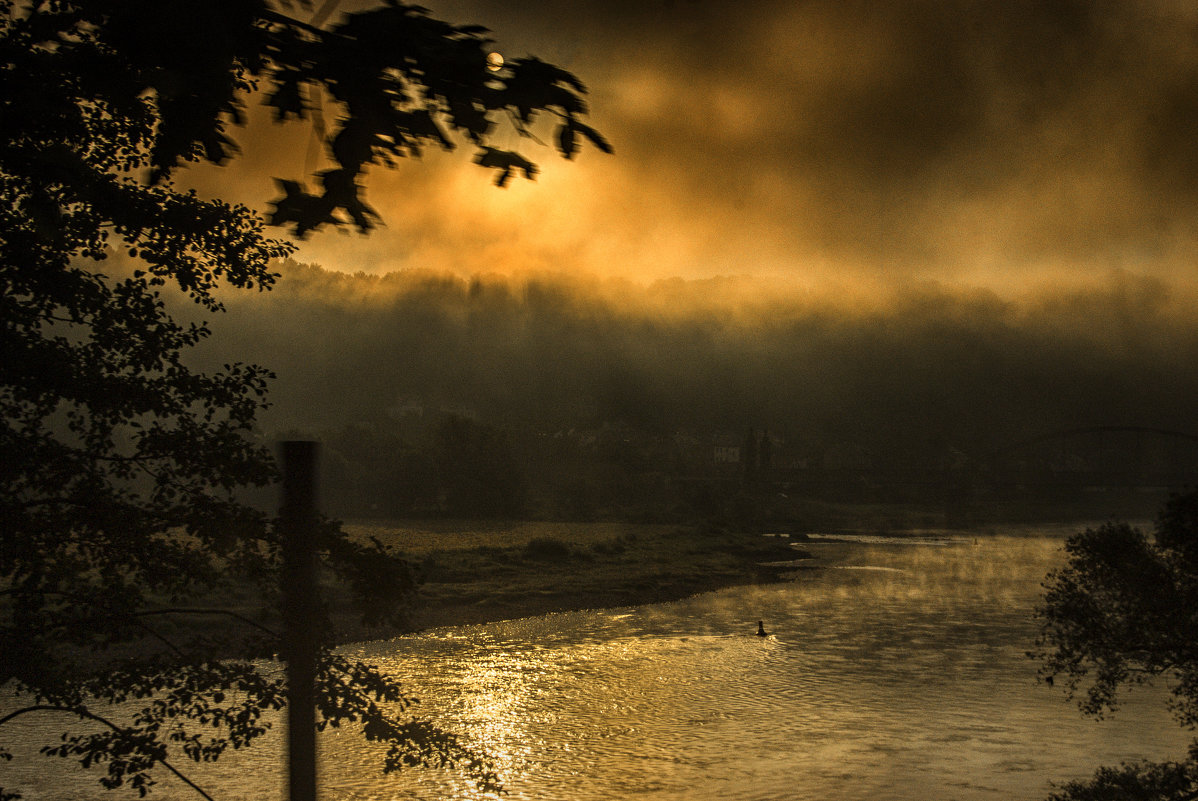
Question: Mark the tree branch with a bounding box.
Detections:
[0,590,280,639]
[124,617,186,658]
[0,705,215,801]
[259,8,329,39]
[132,608,279,638]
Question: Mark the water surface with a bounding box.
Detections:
[4,532,1189,800]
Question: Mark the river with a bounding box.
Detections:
[4,530,1190,800]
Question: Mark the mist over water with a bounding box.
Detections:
[6,531,1188,800]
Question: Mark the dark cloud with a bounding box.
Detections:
[187,0,1198,282]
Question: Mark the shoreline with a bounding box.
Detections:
[406,555,813,632]
[333,522,810,637]
[333,516,1120,639]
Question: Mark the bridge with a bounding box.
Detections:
[982,425,1198,491]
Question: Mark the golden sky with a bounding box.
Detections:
[187,0,1198,290]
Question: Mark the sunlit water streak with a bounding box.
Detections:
[3,533,1190,800]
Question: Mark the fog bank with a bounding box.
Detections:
[177,262,1198,463]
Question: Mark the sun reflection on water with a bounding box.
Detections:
[6,534,1191,801]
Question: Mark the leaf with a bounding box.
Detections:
[265,75,306,122]
[447,100,493,142]
[472,146,539,180]
[319,168,381,233]
[571,120,613,154]
[507,56,587,94]
[406,109,454,150]
[268,178,334,237]
[331,123,376,171]
[556,122,577,160]
[472,147,538,185]
[554,120,612,160]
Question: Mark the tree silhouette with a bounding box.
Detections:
[0,1,608,798]
[432,414,527,517]
[1033,490,1198,801]
[743,427,758,482]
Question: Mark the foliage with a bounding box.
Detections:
[432,414,527,518]
[1034,490,1198,801]
[0,0,607,798]
[262,0,611,233]
[320,424,433,517]
[317,416,527,519]
[522,536,574,562]
[1044,744,1198,801]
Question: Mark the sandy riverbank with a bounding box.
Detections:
[337,521,811,634]
[329,512,1122,639]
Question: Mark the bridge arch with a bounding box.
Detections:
[984,425,1198,490]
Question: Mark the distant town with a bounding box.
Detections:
[274,397,1198,527]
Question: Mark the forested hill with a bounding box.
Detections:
[177,260,1198,460]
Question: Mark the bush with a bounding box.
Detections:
[523,536,574,561]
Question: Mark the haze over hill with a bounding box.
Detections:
[180,260,1198,467]
[155,0,1198,520]
[166,0,1198,492]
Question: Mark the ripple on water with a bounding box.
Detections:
[3,534,1190,801]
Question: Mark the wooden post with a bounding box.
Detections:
[280,441,319,801]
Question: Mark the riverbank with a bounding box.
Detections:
[331,506,1143,638]
[339,521,809,633]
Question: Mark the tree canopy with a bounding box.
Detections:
[0,0,608,798]
[1034,490,1198,801]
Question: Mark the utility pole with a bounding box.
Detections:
[280,441,319,801]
